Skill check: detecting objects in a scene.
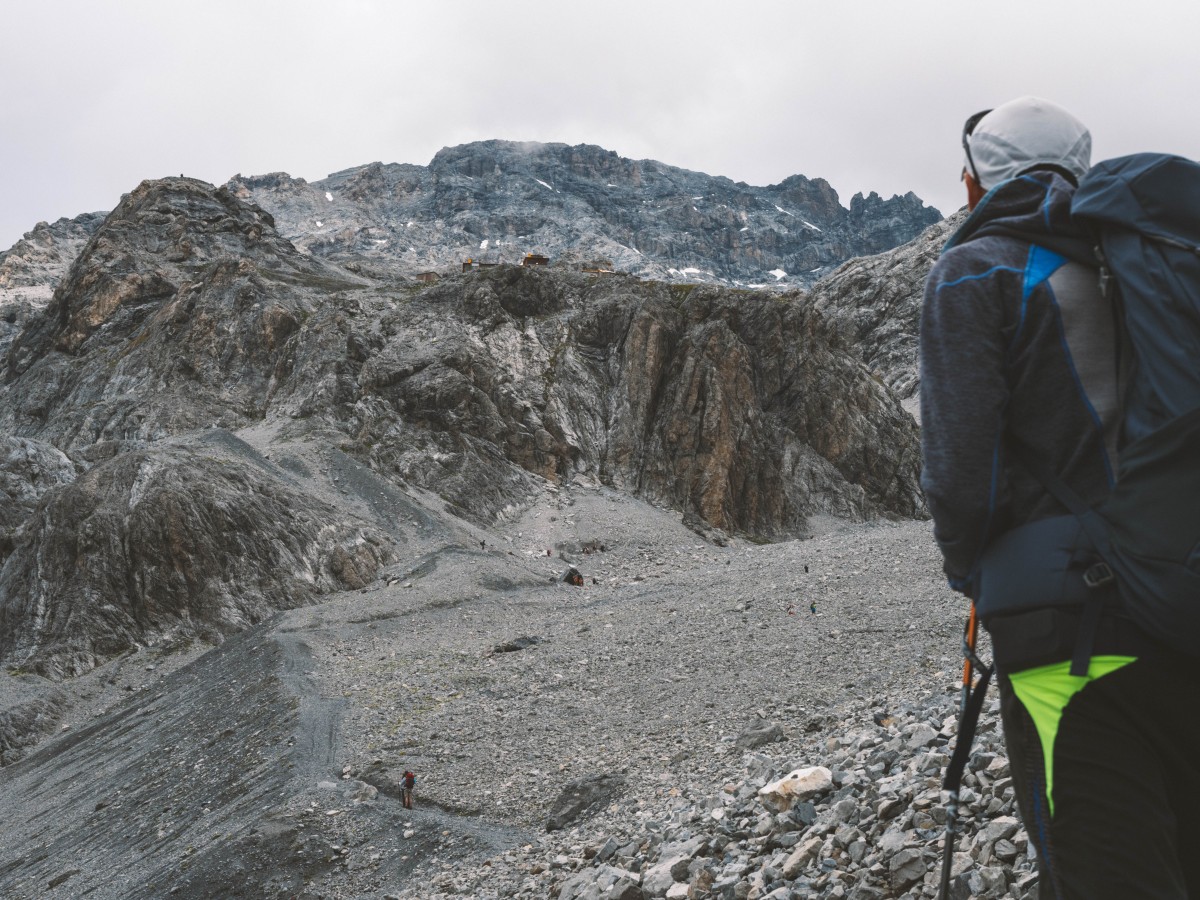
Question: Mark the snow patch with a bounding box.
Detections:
[740,226,749,232]
[325,191,333,202]
[535,178,554,191]
[802,220,823,232]
[774,205,795,217]
[480,239,489,250]
[315,221,323,228]
[769,269,787,280]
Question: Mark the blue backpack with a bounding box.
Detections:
[1026,153,1200,661]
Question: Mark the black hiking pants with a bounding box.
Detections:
[992,609,1200,899]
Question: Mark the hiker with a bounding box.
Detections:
[921,97,1200,898]
[401,769,415,809]
[809,601,816,617]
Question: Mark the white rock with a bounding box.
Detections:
[757,766,833,812]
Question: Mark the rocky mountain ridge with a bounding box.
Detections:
[227,140,941,289]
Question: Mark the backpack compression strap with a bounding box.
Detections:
[1012,447,1119,676]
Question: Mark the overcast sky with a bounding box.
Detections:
[3,0,1197,250]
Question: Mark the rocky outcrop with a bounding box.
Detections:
[0,435,77,534]
[1,179,924,544]
[0,435,394,678]
[0,212,105,292]
[0,213,105,364]
[0,689,68,765]
[227,140,942,288]
[2,177,365,447]
[809,210,966,408]
[335,266,924,536]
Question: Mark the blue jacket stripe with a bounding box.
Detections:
[935,266,1022,293]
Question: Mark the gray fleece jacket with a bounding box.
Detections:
[919,171,1121,594]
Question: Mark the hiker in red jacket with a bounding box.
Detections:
[401,770,415,809]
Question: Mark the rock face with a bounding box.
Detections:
[0,212,105,362]
[0,212,105,292]
[344,267,924,535]
[3,177,364,447]
[809,210,966,408]
[0,435,77,534]
[227,140,942,288]
[0,434,394,678]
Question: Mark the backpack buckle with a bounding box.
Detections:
[1083,562,1115,589]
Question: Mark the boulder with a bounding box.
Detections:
[758,766,833,812]
[546,774,626,832]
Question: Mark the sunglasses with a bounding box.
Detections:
[962,109,993,183]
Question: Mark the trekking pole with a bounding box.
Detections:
[938,603,992,900]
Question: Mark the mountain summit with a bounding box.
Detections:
[228,140,941,287]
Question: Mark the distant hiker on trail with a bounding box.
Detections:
[809,601,816,616]
[480,540,486,550]
[401,770,415,809]
[922,97,1200,898]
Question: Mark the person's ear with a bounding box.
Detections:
[963,170,986,211]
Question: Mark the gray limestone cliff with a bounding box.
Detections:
[809,209,966,413]
[0,213,105,363]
